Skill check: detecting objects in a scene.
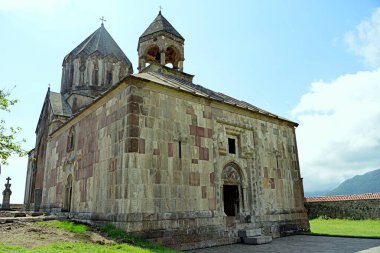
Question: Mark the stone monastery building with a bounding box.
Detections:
[24,12,309,249]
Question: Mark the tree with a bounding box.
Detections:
[0,89,26,166]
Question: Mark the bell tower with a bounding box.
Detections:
[138,11,185,72]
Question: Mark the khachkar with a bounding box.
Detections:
[2,177,12,210]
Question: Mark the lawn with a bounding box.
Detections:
[0,242,168,253]
[0,221,180,253]
[310,218,380,237]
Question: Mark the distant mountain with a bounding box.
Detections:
[304,190,329,197]
[327,169,380,196]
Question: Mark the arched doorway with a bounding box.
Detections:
[63,175,73,212]
[223,185,239,216]
[221,163,243,218]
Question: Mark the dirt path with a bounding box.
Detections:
[0,220,114,248]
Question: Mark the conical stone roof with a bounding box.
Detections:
[140,11,184,41]
[64,24,132,66]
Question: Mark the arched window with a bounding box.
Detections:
[106,71,113,85]
[93,69,99,86]
[69,64,74,85]
[63,174,73,212]
[67,127,75,152]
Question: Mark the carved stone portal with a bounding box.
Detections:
[222,165,241,185]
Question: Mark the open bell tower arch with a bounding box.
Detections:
[138,11,185,72]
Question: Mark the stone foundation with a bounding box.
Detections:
[49,209,308,250]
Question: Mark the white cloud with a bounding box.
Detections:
[0,0,70,14]
[345,7,380,68]
[293,69,380,192]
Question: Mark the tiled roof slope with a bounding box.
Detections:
[305,193,380,203]
[64,24,132,65]
[49,92,72,117]
[133,64,296,125]
[140,11,184,40]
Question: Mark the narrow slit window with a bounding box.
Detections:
[106,71,113,85]
[228,138,236,154]
[179,141,182,158]
[67,128,75,152]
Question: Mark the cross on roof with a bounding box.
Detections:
[100,16,106,25]
[159,5,163,13]
[6,177,11,184]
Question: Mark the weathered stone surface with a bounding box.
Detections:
[242,235,272,245]
[12,212,26,217]
[24,12,308,250]
[238,228,262,237]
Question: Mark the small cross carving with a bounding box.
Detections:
[6,177,11,184]
[100,16,106,25]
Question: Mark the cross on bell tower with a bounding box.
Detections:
[100,16,106,25]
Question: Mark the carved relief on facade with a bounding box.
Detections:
[240,130,254,158]
[215,119,255,158]
[222,164,241,185]
[214,123,227,155]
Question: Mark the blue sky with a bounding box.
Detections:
[1,0,380,203]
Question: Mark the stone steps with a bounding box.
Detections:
[241,235,272,245]
[238,228,272,245]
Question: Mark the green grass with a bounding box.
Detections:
[36,220,88,234]
[310,217,380,237]
[100,224,180,253]
[0,242,161,253]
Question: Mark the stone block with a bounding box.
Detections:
[189,172,200,186]
[158,212,178,220]
[12,212,26,217]
[126,138,139,153]
[168,143,173,157]
[138,139,145,154]
[30,212,44,217]
[127,125,139,137]
[127,102,140,114]
[242,235,272,245]
[153,148,160,155]
[201,186,207,199]
[127,212,143,222]
[238,228,262,237]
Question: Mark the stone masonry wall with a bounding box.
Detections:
[305,200,380,219]
[41,76,308,249]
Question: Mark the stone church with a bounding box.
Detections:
[24,12,309,249]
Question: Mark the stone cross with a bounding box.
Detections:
[159,5,163,12]
[2,177,12,210]
[100,16,106,25]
